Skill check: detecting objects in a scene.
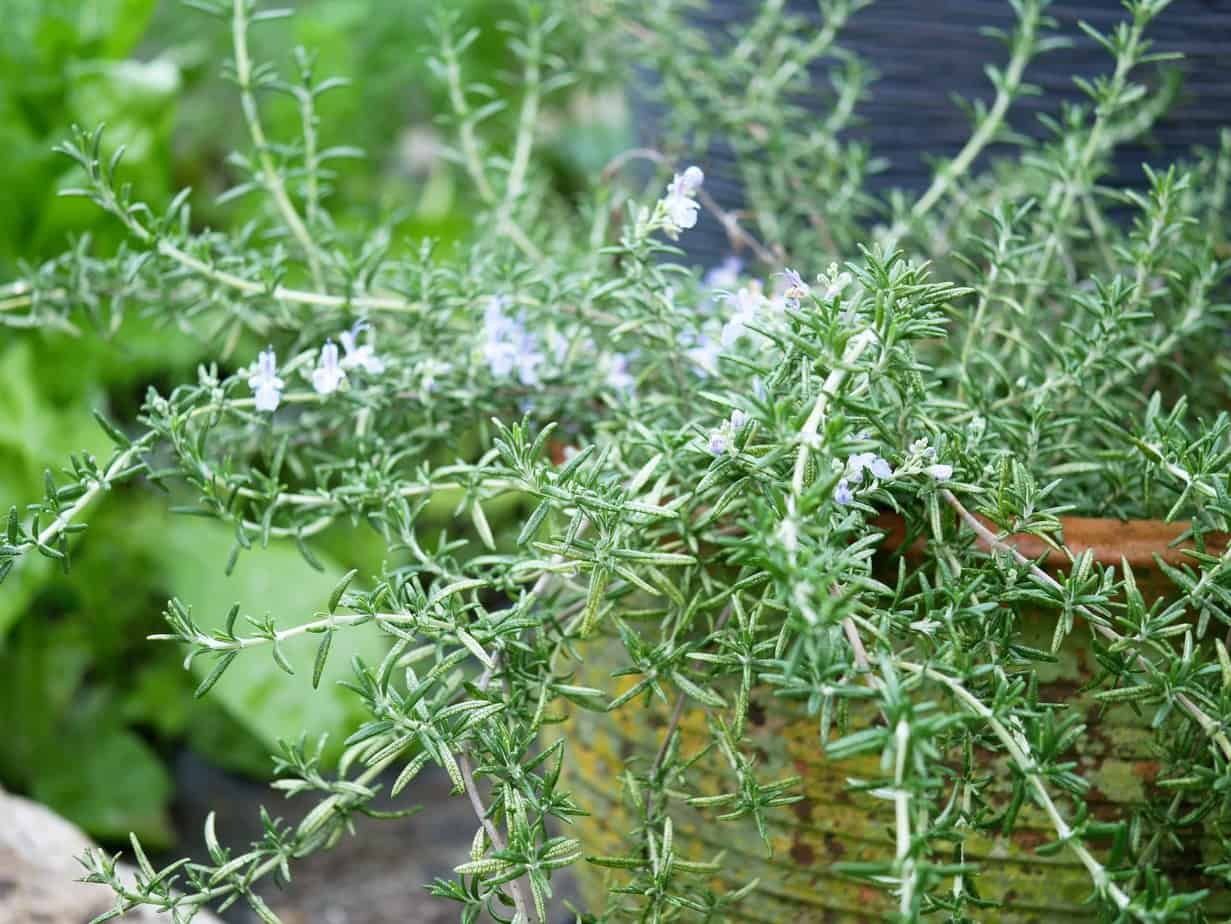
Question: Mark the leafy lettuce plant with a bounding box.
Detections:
[0,0,541,849]
[3,0,1231,921]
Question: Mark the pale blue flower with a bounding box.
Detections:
[704,256,743,291]
[685,333,721,377]
[248,347,284,412]
[483,296,545,385]
[720,286,764,348]
[708,431,728,456]
[312,340,346,395]
[662,165,704,236]
[514,348,545,386]
[926,463,953,481]
[483,339,518,379]
[848,451,893,483]
[780,268,809,305]
[606,354,635,392]
[484,295,516,336]
[339,321,385,374]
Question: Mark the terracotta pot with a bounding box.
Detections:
[872,511,1230,582]
[558,515,1230,922]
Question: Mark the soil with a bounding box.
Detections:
[161,749,579,924]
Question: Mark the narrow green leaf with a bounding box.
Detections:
[329,569,358,614]
[312,631,333,689]
[92,410,132,448]
[671,671,727,708]
[195,651,238,698]
[129,833,155,880]
[271,640,294,676]
[470,500,495,550]
[518,500,551,546]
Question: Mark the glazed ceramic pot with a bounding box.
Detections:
[558,515,1231,921]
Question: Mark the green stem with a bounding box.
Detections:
[791,329,876,497]
[900,661,1135,915]
[232,0,326,289]
[1020,14,1149,316]
[884,0,1042,249]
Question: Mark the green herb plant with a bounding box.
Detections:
[3,0,1230,921]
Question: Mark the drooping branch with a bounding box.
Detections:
[942,488,1231,762]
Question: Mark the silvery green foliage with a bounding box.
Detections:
[3,0,1231,921]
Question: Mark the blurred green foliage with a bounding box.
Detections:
[0,0,174,270]
[0,0,627,846]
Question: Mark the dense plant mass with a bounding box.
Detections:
[3,0,1231,921]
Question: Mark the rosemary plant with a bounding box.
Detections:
[3,0,1230,921]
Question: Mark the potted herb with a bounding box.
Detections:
[2,0,1229,921]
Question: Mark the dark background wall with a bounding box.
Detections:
[654,1,1231,265]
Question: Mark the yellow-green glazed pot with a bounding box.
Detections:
[557,515,1229,922]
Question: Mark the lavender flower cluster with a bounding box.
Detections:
[246,322,385,412]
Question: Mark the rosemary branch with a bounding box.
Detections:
[942,488,1231,762]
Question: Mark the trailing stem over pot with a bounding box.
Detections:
[2,0,1231,922]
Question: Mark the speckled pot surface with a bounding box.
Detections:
[557,519,1230,921]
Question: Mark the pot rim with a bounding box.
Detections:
[874,511,1230,571]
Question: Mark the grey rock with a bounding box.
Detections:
[0,787,222,924]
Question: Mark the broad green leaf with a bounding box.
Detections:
[31,719,173,847]
[152,516,389,763]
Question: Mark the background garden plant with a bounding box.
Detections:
[0,0,608,850]
[2,0,1230,921]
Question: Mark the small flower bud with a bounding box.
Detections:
[834,478,853,505]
